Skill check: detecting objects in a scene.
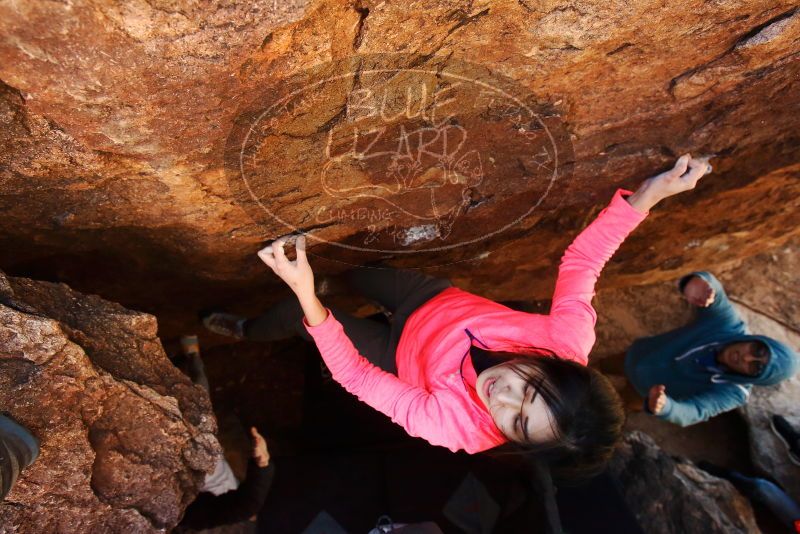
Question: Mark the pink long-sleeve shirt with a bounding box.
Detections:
[304,189,648,453]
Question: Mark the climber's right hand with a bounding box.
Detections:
[258,235,315,300]
[626,153,713,213]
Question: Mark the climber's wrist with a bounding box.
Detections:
[626,178,662,213]
[298,293,327,326]
[295,287,317,304]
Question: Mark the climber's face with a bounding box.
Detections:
[476,361,556,444]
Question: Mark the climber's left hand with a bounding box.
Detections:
[258,235,315,299]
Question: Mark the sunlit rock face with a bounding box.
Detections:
[0,0,799,337]
[0,270,220,531]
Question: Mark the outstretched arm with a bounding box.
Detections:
[549,154,713,361]
[256,235,472,452]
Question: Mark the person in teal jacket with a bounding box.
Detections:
[624,271,798,427]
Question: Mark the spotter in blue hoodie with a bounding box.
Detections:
[625,271,799,427]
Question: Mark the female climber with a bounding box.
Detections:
[203,154,712,476]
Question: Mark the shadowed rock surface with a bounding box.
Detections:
[609,431,759,534]
[742,374,800,502]
[0,1,798,342]
[0,269,220,532]
[719,238,800,501]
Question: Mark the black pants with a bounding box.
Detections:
[242,267,453,375]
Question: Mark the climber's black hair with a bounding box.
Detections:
[476,350,625,482]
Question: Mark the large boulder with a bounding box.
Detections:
[0,1,799,340]
[609,431,759,534]
[0,269,220,532]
